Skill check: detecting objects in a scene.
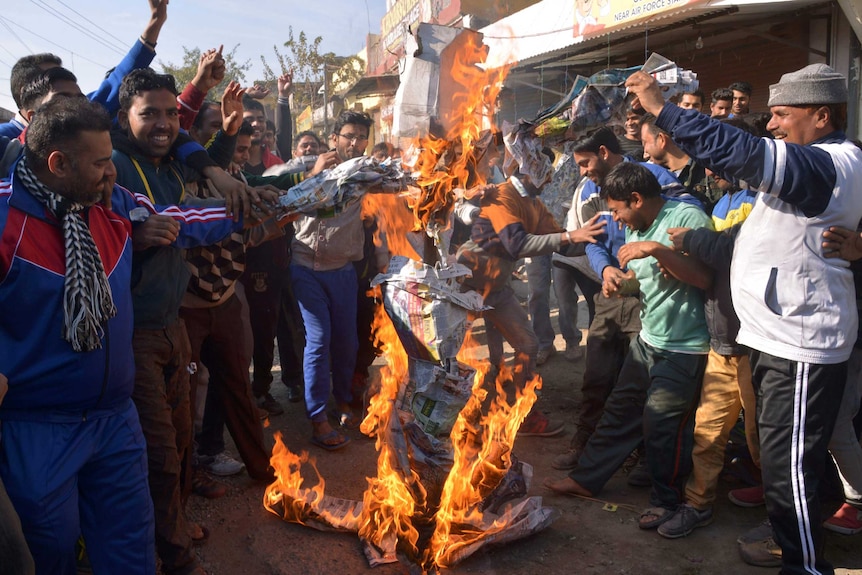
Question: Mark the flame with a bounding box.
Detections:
[263,434,324,523]
[262,27,537,573]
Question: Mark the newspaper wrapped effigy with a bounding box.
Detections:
[276,156,409,215]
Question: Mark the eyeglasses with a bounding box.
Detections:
[338,133,369,144]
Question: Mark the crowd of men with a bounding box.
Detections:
[0,2,861,575]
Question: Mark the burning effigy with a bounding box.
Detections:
[264,22,698,573]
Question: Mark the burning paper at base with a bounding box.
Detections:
[264,19,559,571]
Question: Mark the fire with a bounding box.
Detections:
[262,25,553,573]
[357,303,422,561]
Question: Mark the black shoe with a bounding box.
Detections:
[286,385,302,403]
[257,393,285,416]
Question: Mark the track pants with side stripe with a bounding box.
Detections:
[750,350,846,575]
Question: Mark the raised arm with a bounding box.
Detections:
[275,72,294,159]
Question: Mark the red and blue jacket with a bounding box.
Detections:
[0,171,239,419]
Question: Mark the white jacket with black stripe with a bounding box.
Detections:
[656,105,862,364]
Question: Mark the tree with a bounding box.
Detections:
[261,26,365,116]
[160,45,252,97]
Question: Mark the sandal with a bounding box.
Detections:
[310,429,351,451]
[190,523,210,545]
[638,506,675,530]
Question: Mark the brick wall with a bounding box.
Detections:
[655,20,811,113]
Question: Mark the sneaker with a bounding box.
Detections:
[738,535,782,567]
[552,435,588,470]
[728,484,765,507]
[737,519,773,545]
[518,411,565,437]
[564,344,584,362]
[536,348,556,366]
[286,384,303,404]
[552,448,582,470]
[657,504,714,539]
[257,392,284,416]
[192,470,227,499]
[199,452,245,477]
[824,502,862,535]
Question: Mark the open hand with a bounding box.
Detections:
[823,226,862,261]
[220,81,245,135]
[245,84,271,100]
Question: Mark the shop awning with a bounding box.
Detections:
[480,0,830,69]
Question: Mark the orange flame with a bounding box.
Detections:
[263,27,533,573]
[357,300,424,561]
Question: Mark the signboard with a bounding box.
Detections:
[296,105,313,133]
[382,0,422,50]
[573,0,706,40]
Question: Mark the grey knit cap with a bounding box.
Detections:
[768,63,848,107]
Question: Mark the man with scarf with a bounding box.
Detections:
[0,95,234,573]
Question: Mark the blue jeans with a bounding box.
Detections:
[526,255,555,351]
[290,264,358,421]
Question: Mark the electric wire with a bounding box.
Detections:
[55,0,127,48]
[4,17,110,70]
[29,0,125,55]
[0,19,34,53]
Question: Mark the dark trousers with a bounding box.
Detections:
[571,336,705,509]
[574,293,641,445]
[181,293,271,480]
[242,250,304,398]
[751,350,846,575]
[552,261,601,345]
[131,321,197,575]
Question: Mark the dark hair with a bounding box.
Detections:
[242,96,265,114]
[10,53,62,107]
[625,101,645,116]
[711,88,733,104]
[19,67,78,111]
[265,120,276,132]
[192,101,220,130]
[572,127,622,155]
[683,89,704,103]
[600,162,662,202]
[371,141,391,156]
[728,81,753,96]
[295,130,321,147]
[721,113,772,138]
[25,97,111,167]
[639,112,664,138]
[332,110,372,137]
[237,120,255,137]
[119,68,178,112]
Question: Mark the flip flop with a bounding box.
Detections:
[310,429,351,451]
[638,506,675,530]
[190,523,210,545]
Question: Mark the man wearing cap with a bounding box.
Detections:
[627,63,862,575]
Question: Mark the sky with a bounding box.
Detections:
[0,0,388,113]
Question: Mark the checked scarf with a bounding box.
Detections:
[16,158,117,352]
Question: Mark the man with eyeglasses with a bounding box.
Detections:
[289,110,380,451]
